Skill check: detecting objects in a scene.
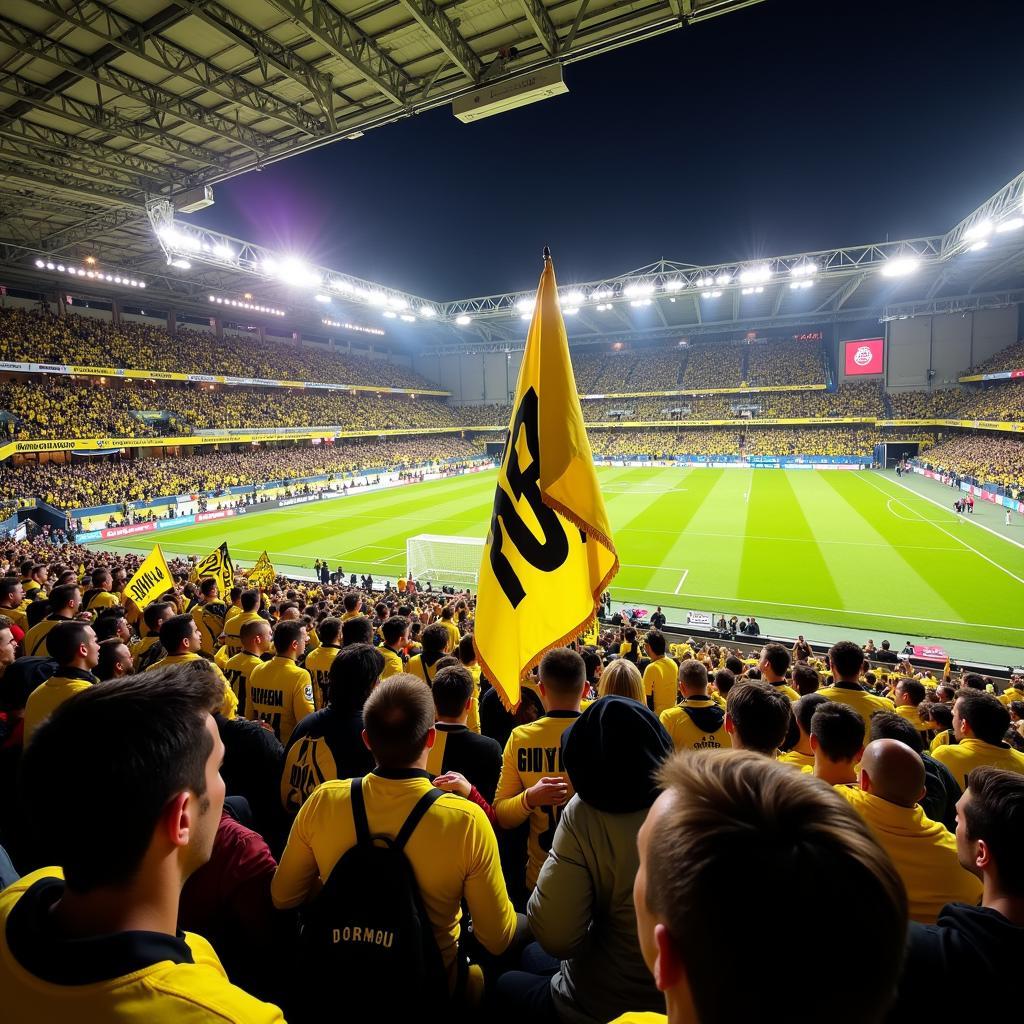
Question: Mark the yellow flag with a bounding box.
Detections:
[247,550,276,590]
[190,541,235,598]
[474,250,619,709]
[123,545,173,610]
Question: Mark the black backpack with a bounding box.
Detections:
[298,777,450,1014]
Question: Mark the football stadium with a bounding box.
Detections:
[1,1,1023,1021]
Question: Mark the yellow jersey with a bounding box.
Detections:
[3,603,28,634]
[0,868,284,1023]
[23,670,95,743]
[818,684,895,745]
[245,655,314,744]
[930,737,1024,790]
[271,772,518,985]
[659,695,730,752]
[22,616,66,658]
[379,645,405,680]
[304,644,340,710]
[770,681,800,701]
[895,704,931,735]
[998,686,1024,706]
[779,748,815,770]
[642,656,678,717]
[191,601,226,656]
[220,610,263,659]
[494,710,580,889]
[439,619,461,652]
[223,651,263,718]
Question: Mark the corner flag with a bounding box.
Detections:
[474,249,619,709]
[190,541,235,597]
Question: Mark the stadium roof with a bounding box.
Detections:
[0,0,759,259]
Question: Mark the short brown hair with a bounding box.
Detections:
[679,658,708,692]
[962,766,1024,898]
[647,749,907,1023]
[362,674,435,770]
[539,648,585,697]
[726,680,792,755]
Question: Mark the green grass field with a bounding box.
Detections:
[92,467,1024,651]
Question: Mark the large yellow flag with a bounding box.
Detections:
[474,249,619,708]
[247,550,276,590]
[123,545,173,610]
[190,541,235,597]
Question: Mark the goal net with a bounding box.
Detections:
[406,534,485,588]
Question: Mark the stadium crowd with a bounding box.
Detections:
[0,307,434,390]
[913,434,1024,494]
[0,538,1021,1022]
[890,379,1024,422]
[1,437,488,510]
[966,337,1024,374]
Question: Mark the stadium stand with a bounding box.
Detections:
[965,337,1024,374]
[913,434,1024,493]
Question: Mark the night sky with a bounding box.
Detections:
[192,0,1024,301]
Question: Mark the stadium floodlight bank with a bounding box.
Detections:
[406,534,485,587]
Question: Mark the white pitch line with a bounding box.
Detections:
[673,570,689,594]
[882,472,1024,551]
[855,473,1024,587]
[608,585,1024,634]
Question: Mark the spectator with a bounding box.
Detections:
[407,622,451,684]
[223,617,273,719]
[494,649,585,890]
[21,583,81,658]
[623,748,907,1023]
[380,615,410,679]
[724,680,792,756]
[503,697,672,1023]
[889,766,1024,1020]
[809,702,864,787]
[791,661,820,696]
[23,621,99,744]
[893,677,930,736]
[279,641,380,816]
[95,637,133,681]
[931,689,1024,789]
[819,639,895,745]
[779,692,829,769]
[1,666,284,1021]
[245,620,314,743]
[272,674,520,1001]
[659,658,730,752]
[641,629,677,716]
[597,658,644,702]
[149,613,237,719]
[838,739,982,923]
[304,615,341,710]
[758,643,797,699]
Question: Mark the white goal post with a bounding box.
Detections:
[406,534,485,588]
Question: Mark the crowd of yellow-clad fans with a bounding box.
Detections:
[0,527,1020,1023]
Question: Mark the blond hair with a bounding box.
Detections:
[598,658,644,703]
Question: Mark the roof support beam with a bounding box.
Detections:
[517,0,560,55]
[0,158,143,206]
[0,138,150,193]
[395,0,482,81]
[22,0,324,137]
[0,14,268,154]
[41,206,147,253]
[562,0,593,51]
[264,0,415,106]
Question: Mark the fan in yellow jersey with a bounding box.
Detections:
[838,739,982,923]
[305,616,341,710]
[129,600,174,668]
[808,702,864,787]
[999,675,1024,706]
[931,689,1024,789]
[406,622,451,685]
[620,748,907,1024]
[224,618,273,719]
[0,578,28,635]
[778,692,829,769]
[191,577,227,656]
[340,591,363,620]
[494,648,586,890]
[659,659,730,752]
[379,615,410,679]
[818,640,894,745]
[758,642,800,701]
[146,614,237,719]
[893,677,932,737]
[23,621,100,744]
[80,567,119,613]
[438,605,461,652]
[219,588,264,661]
[2,664,285,1022]
[641,630,678,716]
[21,583,82,658]
[245,619,314,744]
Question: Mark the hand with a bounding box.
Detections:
[433,771,472,798]
[525,776,569,810]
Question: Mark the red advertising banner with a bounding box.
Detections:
[844,337,884,375]
[100,521,157,540]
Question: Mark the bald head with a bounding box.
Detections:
[860,738,925,808]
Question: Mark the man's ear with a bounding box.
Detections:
[424,726,436,750]
[162,791,192,850]
[652,922,685,991]
[810,734,820,753]
[725,714,735,736]
[361,728,372,751]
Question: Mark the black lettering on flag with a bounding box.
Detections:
[489,387,570,608]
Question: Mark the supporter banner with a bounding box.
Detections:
[123,545,173,609]
[475,254,619,710]
[686,611,713,627]
[579,383,828,400]
[190,541,235,595]
[875,419,1024,433]
[958,369,1024,382]
[844,338,884,376]
[0,360,449,397]
[586,417,870,429]
[248,551,276,590]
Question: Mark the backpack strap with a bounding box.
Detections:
[350,777,371,845]
[394,788,444,852]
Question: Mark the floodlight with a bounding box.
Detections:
[278,258,320,289]
[996,217,1024,233]
[964,218,993,241]
[562,291,584,305]
[261,257,278,275]
[516,297,535,313]
[521,313,531,321]
[592,288,612,301]
[315,294,330,303]
[629,299,651,307]
[368,291,388,306]
[419,306,436,317]
[564,307,579,315]
[170,258,191,269]
[790,262,817,277]
[34,259,44,268]
[739,265,772,284]
[387,296,408,310]
[624,282,654,298]
[400,314,415,322]
[383,311,397,318]
[213,244,234,260]
[715,272,732,286]
[456,314,471,325]
[968,239,988,251]
[664,278,684,291]
[880,257,919,277]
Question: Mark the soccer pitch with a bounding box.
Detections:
[93,467,1024,651]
